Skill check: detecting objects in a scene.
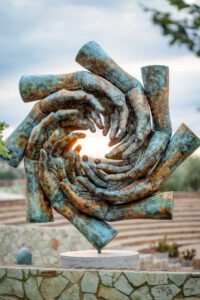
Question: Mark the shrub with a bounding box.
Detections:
[169,243,179,258]
[182,248,197,261]
[161,157,200,192]
[0,122,10,159]
[152,236,169,252]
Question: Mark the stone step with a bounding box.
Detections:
[0,217,28,225]
[1,201,199,209]
[0,211,27,220]
[29,219,71,227]
[0,211,200,226]
[0,201,199,216]
[110,232,200,248]
[173,212,200,217]
[0,210,62,220]
[0,206,26,213]
[53,220,200,230]
[173,215,200,221]
[34,215,200,228]
[0,208,199,223]
[110,217,200,227]
[110,221,200,232]
[115,227,200,240]
[3,215,198,226]
[116,239,200,252]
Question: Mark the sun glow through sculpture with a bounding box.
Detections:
[4,41,200,252]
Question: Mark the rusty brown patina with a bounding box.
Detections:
[2,41,200,251]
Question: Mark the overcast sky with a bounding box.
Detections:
[0,0,199,157]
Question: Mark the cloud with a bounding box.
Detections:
[0,0,189,75]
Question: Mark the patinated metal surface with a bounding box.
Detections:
[2,41,200,251]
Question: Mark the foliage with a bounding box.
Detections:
[169,243,179,258]
[182,248,197,260]
[152,236,169,252]
[0,168,25,179]
[161,157,200,192]
[0,122,10,159]
[144,0,200,57]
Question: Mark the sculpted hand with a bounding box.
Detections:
[19,71,129,140]
[38,148,117,251]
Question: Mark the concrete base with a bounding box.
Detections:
[60,250,139,269]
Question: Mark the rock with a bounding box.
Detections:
[81,272,99,293]
[40,276,69,300]
[23,269,30,279]
[83,293,97,300]
[174,297,197,300]
[0,269,6,280]
[0,296,19,300]
[183,277,200,296]
[151,284,180,300]
[7,268,23,280]
[0,278,24,298]
[191,273,200,278]
[50,238,59,250]
[49,256,57,265]
[131,285,152,300]
[169,273,186,286]
[37,276,43,287]
[99,271,113,287]
[17,247,32,265]
[173,296,196,300]
[113,272,121,282]
[114,274,133,295]
[145,273,168,285]
[125,272,146,287]
[24,277,43,300]
[59,284,80,300]
[98,284,129,300]
[63,270,83,283]
[31,269,38,275]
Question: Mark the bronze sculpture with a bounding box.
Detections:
[3,41,200,252]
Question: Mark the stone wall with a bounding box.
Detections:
[0,267,200,299]
[0,225,91,266]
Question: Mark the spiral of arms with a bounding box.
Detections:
[3,41,200,251]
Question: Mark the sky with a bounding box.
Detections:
[0,0,199,158]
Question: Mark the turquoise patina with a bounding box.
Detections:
[2,41,200,251]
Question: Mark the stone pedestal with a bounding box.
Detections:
[60,250,139,269]
[1,266,200,299]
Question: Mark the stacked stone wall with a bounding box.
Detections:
[0,267,200,299]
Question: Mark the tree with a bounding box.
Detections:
[0,122,10,159]
[161,157,200,192]
[144,0,200,57]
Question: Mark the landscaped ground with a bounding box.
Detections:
[0,192,199,255]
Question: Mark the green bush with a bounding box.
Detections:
[182,248,196,261]
[0,168,25,179]
[0,122,10,159]
[169,243,179,258]
[151,236,169,252]
[161,157,200,192]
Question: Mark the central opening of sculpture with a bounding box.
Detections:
[78,129,111,159]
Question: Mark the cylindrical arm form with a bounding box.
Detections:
[24,158,53,222]
[151,123,200,188]
[5,105,45,167]
[76,41,140,92]
[141,65,171,134]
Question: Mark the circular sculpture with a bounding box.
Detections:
[4,41,200,252]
